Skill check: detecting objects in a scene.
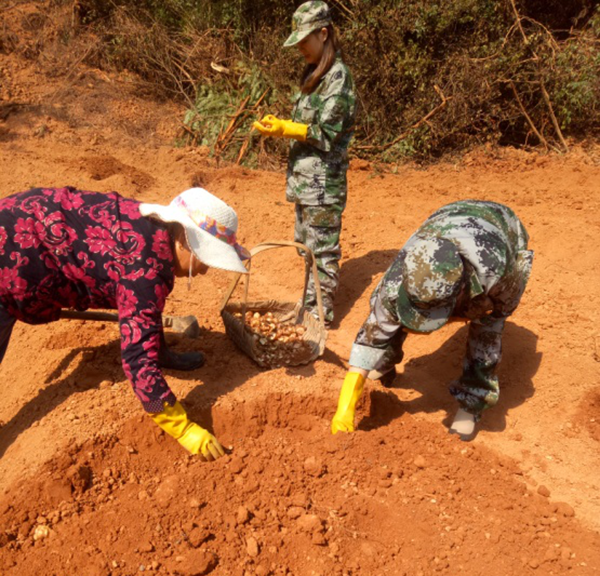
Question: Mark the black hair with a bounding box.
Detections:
[300,24,340,94]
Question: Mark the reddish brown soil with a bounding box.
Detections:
[2,6,600,575]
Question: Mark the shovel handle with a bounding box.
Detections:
[60,310,119,322]
[60,310,195,334]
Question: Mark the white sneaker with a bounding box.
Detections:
[449,408,477,441]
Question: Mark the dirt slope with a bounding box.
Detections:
[1,17,600,576]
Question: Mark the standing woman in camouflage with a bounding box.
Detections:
[253,1,357,326]
[330,200,534,441]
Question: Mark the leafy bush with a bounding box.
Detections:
[20,0,600,162]
[180,61,287,167]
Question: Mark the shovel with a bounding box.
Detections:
[60,310,201,339]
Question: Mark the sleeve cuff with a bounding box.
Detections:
[141,392,177,414]
[349,343,389,371]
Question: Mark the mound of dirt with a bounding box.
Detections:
[1,398,599,576]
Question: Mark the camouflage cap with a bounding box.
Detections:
[283,1,332,47]
[396,237,464,333]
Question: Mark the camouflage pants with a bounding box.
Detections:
[449,315,505,416]
[294,204,343,324]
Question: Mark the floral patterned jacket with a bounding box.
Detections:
[0,187,177,413]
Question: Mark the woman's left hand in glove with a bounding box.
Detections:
[150,401,225,460]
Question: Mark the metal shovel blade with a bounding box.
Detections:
[161,315,201,339]
[60,310,201,338]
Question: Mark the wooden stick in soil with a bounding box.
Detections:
[235,138,250,165]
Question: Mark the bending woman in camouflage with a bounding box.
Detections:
[330,200,534,441]
[253,1,356,325]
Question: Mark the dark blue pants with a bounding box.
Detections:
[0,305,16,363]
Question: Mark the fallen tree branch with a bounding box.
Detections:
[216,88,270,160]
[215,95,251,154]
[235,137,250,165]
[469,22,519,62]
[329,0,355,19]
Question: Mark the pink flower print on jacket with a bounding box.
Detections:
[15,212,77,255]
[14,217,45,250]
[153,282,170,310]
[85,225,117,256]
[0,252,29,299]
[113,224,145,265]
[105,261,126,282]
[0,187,177,413]
[0,196,17,212]
[62,252,96,288]
[118,286,140,320]
[42,212,78,256]
[118,198,143,220]
[90,281,117,309]
[84,200,117,228]
[0,266,28,299]
[0,227,7,256]
[152,229,172,261]
[20,192,49,220]
[46,187,85,211]
[86,222,145,265]
[122,359,153,404]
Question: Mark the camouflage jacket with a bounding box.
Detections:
[350,201,534,399]
[286,55,356,207]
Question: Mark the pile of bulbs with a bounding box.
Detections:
[233,310,312,367]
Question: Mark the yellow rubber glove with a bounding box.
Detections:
[252,114,308,141]
[331,372,366,434]
[150,401,225,460]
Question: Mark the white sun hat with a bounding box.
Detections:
[139,188,250,274]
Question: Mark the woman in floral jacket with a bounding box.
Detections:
[0,186,249,460]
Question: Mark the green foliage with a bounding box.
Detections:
[71,0,600,163]
[183,86,231,146]
[182,61,284,166]
[551,41,600,131]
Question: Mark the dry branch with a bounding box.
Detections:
[212,88,270,160]
[539,78,569,152]
[329,0,355,19]
[509,80,549,150]
[508,0,568,152]
[214,95,251,155]
[356,85,450,152]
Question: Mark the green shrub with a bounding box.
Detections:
[52,0,600,161]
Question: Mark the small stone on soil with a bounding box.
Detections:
[246,536,260,558]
